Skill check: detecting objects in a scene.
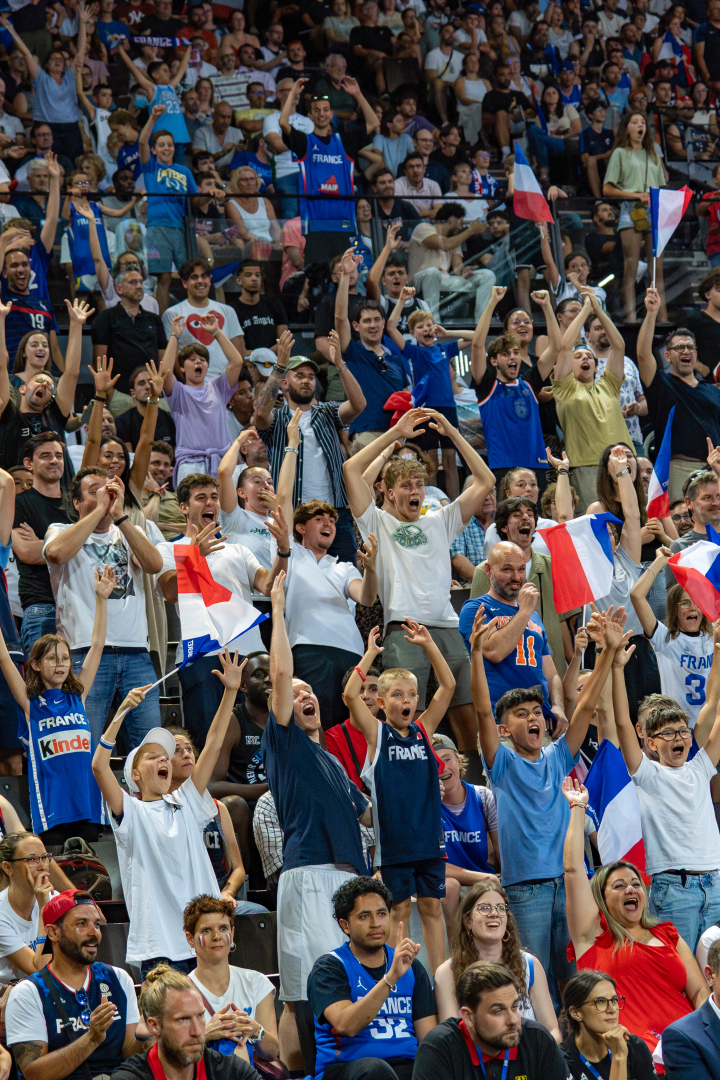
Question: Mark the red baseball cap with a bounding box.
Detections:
[42,890,97,927]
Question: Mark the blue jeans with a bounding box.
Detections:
[649,871,720,952]
[528,124,567,169]
[710,252,720,268]
[505,876,574,1009]
[21,603,57,659]
[275,172,299,220]
[71,648,160,748]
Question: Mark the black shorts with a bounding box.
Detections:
[412,405,459,450]
[380,858,446,903]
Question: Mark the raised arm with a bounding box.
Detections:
[470,285,506,384]
[386,287,412,352]
[0,624,29,715]
[425,410,494,524]
[139,103,165,165]
[532,289,562,378]
[0,17,39,80]
[343,407,432,518]
[630,546,670,638]
[196,312,245,387]
[366,223,401,302]
[40,153,61,256]
[55,300,93,418]
[218,431,252,514]
[0,299,10,412]
[611,446,642,563]
[279,78,305,138]
[128,360,165,494]
[545,447,573,522]
[694,621,720,748]
[584,286,625,381]
[160,316,182,394]
[92,685,153,816]
[268,572,292,724]
[335,248,363,353]
[343,625,384,756]
[565,610,622,757]
[74,203,109,292]
[553,294,592,381]
[611,634,643,774]
[170,46,191,88]
[252,330,292,431]
[562,778,602,953]
[635,286,660,388]
[341,75,379,134]
[330,328,366,425]
[275,407,300,528]
[77,566,116,696]
[118,40,156,97]
[81,356,120,469]
[409,621,455,735]
[192,650,246,793]
[74,1,90,68]
[469,606,499,767]
[537,222,559,291]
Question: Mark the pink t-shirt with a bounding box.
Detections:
[280,217,305,291]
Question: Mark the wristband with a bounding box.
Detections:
[134,1032,150,1043]
[114,514,129,527]
[383,975,396,991]
[615,468,629,477]
[93,395,107,403]
[147,396,160,405]
[35,936,46,944]
[248,1027,265,1045]
[557,467,569,475]
[284,446,298,455]
[99,737,116,750]
[354,666,366,683]
[277,550,290,558]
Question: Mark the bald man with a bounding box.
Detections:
[459,541,567,735]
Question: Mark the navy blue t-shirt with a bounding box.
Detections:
[400,340,458,408]
[344,337,410,435]
[1,242,51,304]
[579,127,614,157]
[117,141,141,179]
[262,710,368,874]
[1,291,58,365]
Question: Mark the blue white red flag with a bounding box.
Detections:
[667,524,720,621]
[536,513,621,611]
[512,143,554,224]
[650,187,692,258]
[584,740,647,879]
[646,406,674,519]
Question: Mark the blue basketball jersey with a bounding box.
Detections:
[478,378,548,471]
[67,203,111,284]
[362,720,444,866]
[314,943,417,1078]
[298,131,356,235]
[21,690,105,833]
[151,84,189,144]
[441,782,494,873]
[30,963,128,1080]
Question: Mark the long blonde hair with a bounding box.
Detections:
[590,862,658,951]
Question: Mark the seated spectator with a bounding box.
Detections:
[193,101,243,176]
[408,204,494,322]
[309,876,437,1080]
[425,24,464,125]
[413,962,570,1079]
[561,971,656,1080]
[563,774,708,1057]
[0,564,116,843]
[116,367,176,452]
[184,896,280,1067]
[688,268,720,380]
[394,153,442,219]
[528,84,581,185]
[350,1,394,95]
[314,54,362,123]
[364,111,414,180]
[229,133,274,193]
[323,0,360,50]
[226,166,282,266]
[92,649,244,977]
[435,880,560,1041]
[454,54,491,147]
[481,61,536,161]
[5,890,148,1080]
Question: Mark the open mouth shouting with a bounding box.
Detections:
[302,701,316,717]
[622,893,640,915]
[408,495,420,513]
[527,721,542,742]
[401,706,412,720]
[517,521,533,540]
[157,762,170,781]
[201,507,217,527]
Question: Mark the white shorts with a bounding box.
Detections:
[277,864,356,1001]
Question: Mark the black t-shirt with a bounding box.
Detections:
[137,12,186,34]
[0,399,72,487]
[90,306,167,394]
[561,1033,655,1080]
[314,293,340,340]
[643,368,720,460]
[227,704,267,786]
[308,949,436,1026]
[115,407,176,451]
[13,0,46,32]
[349,24,394,55]
[13,487,70,609]
[231,296,288,351]
[482,89,533,117]
[686,311,720,382]
[585,229,623,283]
[430,148,470,175]
[413,1018,571,1080]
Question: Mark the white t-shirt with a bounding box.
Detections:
[483,518,554,560]
[111,782,220,963]
[649,623,714,728]
[281,538,363,653]
[262,111,314,179]
[162,300,243,383]
[424,46,464,82]
[0,113,24,141]
[299,411,334,503]
[43,523,149,650]
[356,500,463,628]
[218,505,272,569]
[190,966,274,1023]
[0,889,57,984]
[632,750,720,875]
[6,964,139,1044]
[157,535,265,662]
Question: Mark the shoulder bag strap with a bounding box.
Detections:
[38,969,94,1080]
[340,723,371,796]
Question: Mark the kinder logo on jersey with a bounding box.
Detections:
[39,730,91,760]
[319,174,340,193]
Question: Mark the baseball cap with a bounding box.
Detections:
[248,348,276,376]
[43,890,97,927]
[124,727,177,794]
[561,59,575,71]
[285,355,319,373]
[433,734,458,752]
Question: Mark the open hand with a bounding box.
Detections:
[276,328,294,368]
[612,630,636,668]
[94,564,117,598]
[212,648,247,692]
[401,618,432,648]
[66,298,95,324]
[146,358,165,399]
[198,311,219,337]
[189,520,226,557]
[561,776,588,807]
[270,569,286,611]
[90,355,120,397]
[286,407,301,448]
[357,532,377,571]
[367,624,384,658]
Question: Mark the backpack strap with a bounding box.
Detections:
[38,969,94,1080]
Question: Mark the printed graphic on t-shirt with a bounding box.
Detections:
[391,523,428,549]
[185,309,226,346]
[85,538,134,599]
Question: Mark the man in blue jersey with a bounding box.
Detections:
[278,76,378,262]
[308,877,437,1080]
[139,102,198,315]
[5,890,147,1080]
[2,152,61,306]
[459,541,566,729]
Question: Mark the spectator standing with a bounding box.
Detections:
[231,261,288,355]
[141,442,185,540]
[663,936,720,1078]
[115,368,176,452]
[162,258,244,383]
[262,78,314,218]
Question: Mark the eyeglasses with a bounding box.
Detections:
[666,344,696,353]
[75,988,91,1026]
[653,727,692,741]
[9,853,52,866]
[671,511,692,522]
[475,903,509,915]
[581,995,625,1013]
[509,317,532,326]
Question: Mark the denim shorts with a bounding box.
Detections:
[147,224,189,274]
[618,199,636,231]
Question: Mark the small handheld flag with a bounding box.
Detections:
[646,406,675,520]
[649,186,692,285]
[668,526,720,621]
[537,513,622,611]
[585,740,647,880]
[512,143,554,224]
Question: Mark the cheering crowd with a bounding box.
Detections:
[1,0,720,1076]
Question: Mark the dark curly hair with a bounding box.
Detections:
[494,496,538,539]
[332,876,394,924]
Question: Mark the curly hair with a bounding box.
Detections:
[332,876,394,923]
[384,458,427,492]
[183,894,236,937]
[450,881,529,998]
[25,635,84,700]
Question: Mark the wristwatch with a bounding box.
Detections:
[248,1026,265,1044]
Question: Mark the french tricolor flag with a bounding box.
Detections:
[646,406,674,520]
[512,143,554,223]
[667,525,720,621]
[536,513,621,612]
[650,186,692,258]
[584,740,647,879]
[174,543,267,665]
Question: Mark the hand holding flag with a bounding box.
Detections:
[512,143,554,223]
[668,529,720,621]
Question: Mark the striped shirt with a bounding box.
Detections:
[259,402,348,509]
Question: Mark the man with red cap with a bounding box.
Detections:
[5,890,149,1080]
